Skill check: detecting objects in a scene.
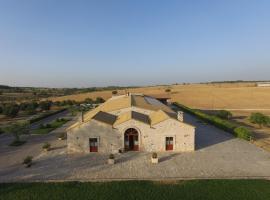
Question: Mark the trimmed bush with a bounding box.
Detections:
[249,113,270,128]
[58,132,66,140]
[233,127,251,140]
[216,110,232,120]
[23,156,33,167]
[152,152,158,158]
[42,142,51,150]
[109,154,115,159]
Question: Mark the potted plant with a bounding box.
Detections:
[42,142,51,152]
[58,132,66,140]
[108,154,115,164]
[151,152,158,164]
[23,156,33,168]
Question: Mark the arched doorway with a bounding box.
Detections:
[124,128,139,151]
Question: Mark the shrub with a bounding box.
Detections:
[152,152,158,158]
[234,127,251,140]
[109,154,115,159]
[42,142,51,150]
[165,88,171,93]
[216,110,232,120]
[112,90,118,95]
[5,122,29,143]
[23,156,33,167]
[0,105,3,113]
[249,113,270,128]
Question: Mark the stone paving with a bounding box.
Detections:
[1,114,270,182]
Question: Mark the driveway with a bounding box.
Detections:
[0,114,270,182]
[30,110,69,130]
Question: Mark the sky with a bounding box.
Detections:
[0,0,270,88]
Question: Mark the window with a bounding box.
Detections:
[89,138,98,152]
[165,137,174,151]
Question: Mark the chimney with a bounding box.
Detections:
[177,111,184,122]
[81,111,84,122]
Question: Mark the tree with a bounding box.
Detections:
[25,103,37,115]
[39,101,52,111]
[216,110,232,120]
[165,88,171,93]
[249,113,270,128]
[5,121,29,142]
[0,105,3,114]
[84,98,93,104]
[95,97,105,104]
[3,104,20,118]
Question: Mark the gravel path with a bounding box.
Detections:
[1,114,270,182]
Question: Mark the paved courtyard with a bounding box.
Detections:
[0,114,270,182]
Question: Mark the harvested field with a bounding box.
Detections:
[49,83,270,111]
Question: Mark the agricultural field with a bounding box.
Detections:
[48,82,270,151]
[1,180,270,200]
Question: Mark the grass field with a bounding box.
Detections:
[0,180,270,200]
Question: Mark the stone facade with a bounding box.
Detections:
[67,113,195,153]
[67,94,195,154]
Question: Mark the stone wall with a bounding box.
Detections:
[67,120,122,154]
[115,118,195,152]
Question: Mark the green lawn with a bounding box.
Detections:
[31,119,69,135]
[0,180,270,200]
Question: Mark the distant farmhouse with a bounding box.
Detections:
[67,93,195,153]
[257,82,270,87]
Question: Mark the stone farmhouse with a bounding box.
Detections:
[67,93,195,153]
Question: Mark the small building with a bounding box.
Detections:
[67,93,195,153]
[257,82,270,87]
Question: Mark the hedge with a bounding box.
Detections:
[29,108,67,124]
[173,103,251,141]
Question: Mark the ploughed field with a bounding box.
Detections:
[1,180,270,200]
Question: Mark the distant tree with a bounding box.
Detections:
[3,104,20,118]
[0,91,2,95]
[39,101,52,111]
[249,113,270,128]
[165,88,171,93]
[95,97,105,104]
[0,105,3,114]
[112,90,118,95]
[216,110,232,120]
[5,121,29,142]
